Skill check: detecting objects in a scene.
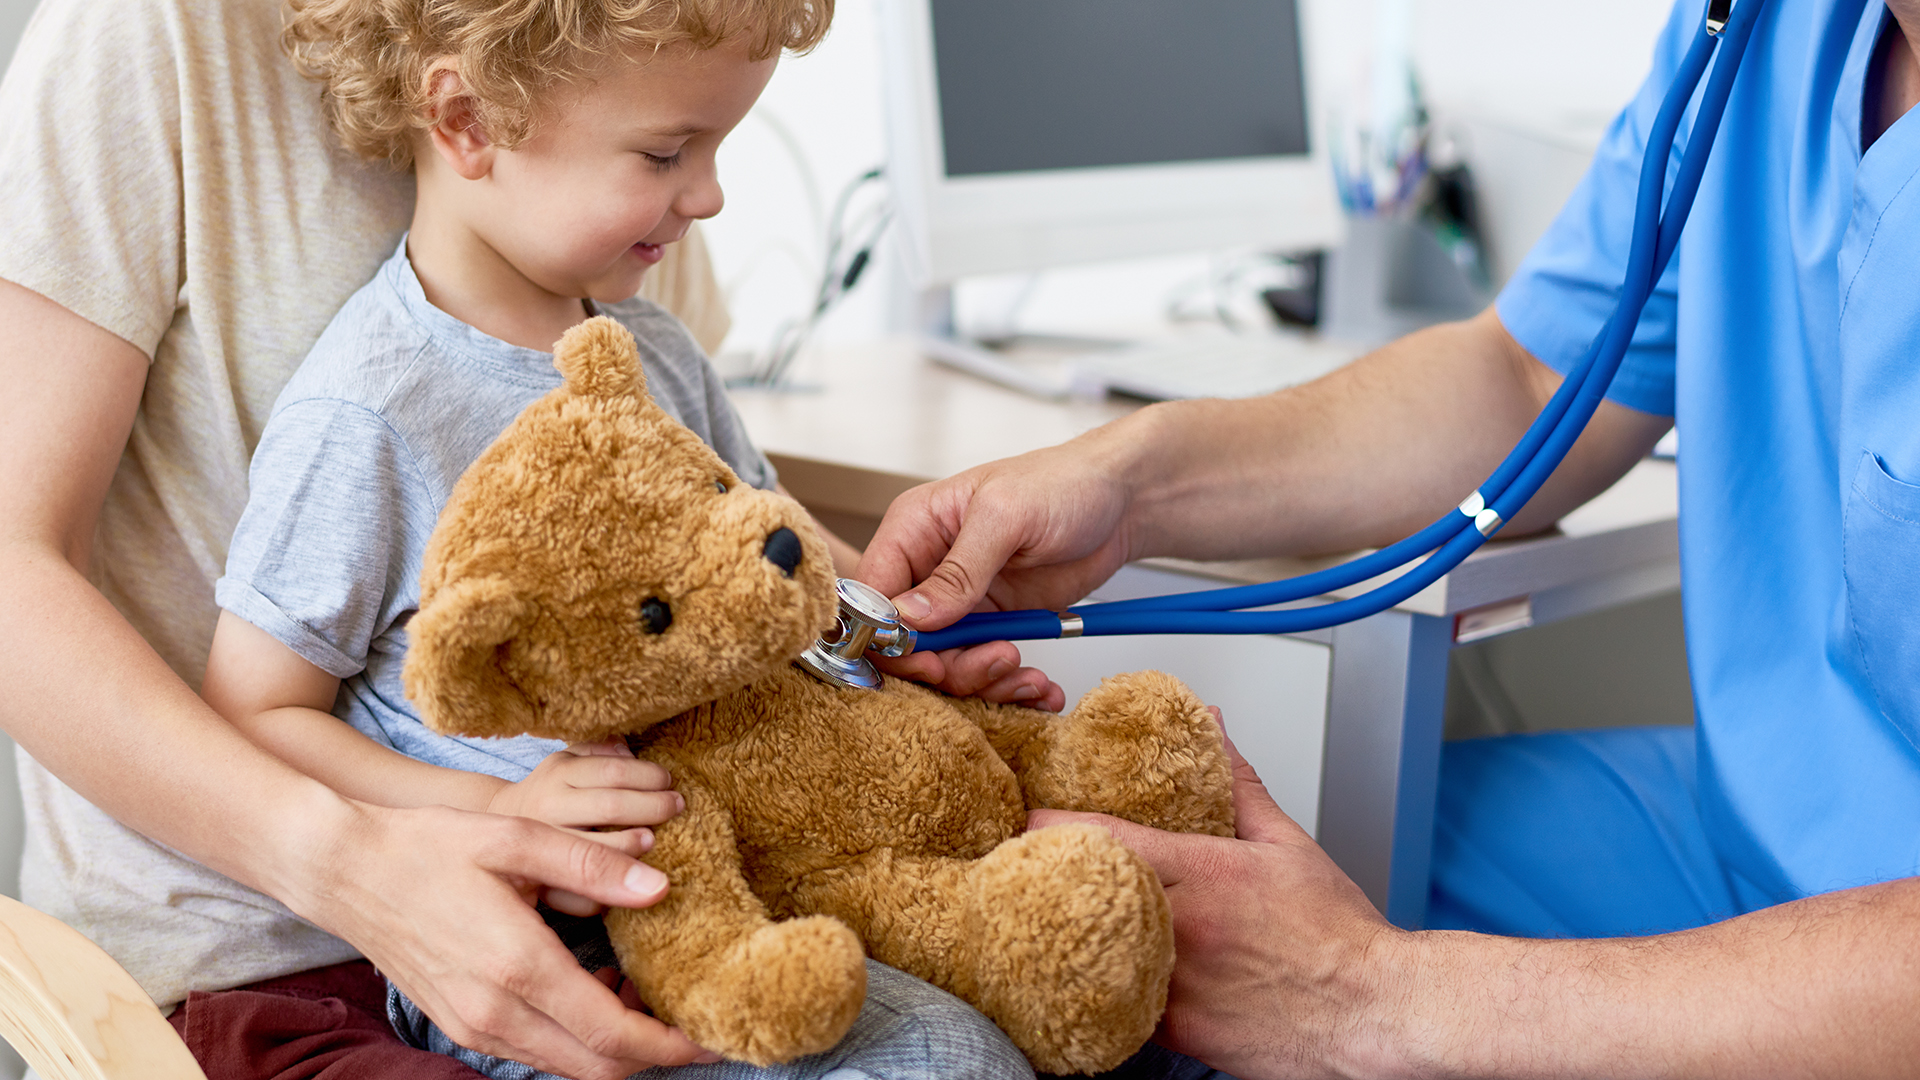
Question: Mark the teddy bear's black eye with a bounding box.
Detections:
[639,597,673,635]
[714,479,729,494]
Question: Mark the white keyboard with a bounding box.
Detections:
[1068,334,1359,401]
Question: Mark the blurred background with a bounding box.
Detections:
[689,0,1673,358]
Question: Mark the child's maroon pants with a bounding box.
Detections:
[166,959,484,1080]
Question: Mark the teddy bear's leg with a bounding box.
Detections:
[786,824,1173,1076]
[950,671,1235,837]
[606,785,867,1067]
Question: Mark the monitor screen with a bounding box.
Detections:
[930,0,1310,178]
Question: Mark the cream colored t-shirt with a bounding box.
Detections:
[0,0,729,1008]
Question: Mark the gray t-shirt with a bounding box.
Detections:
[216,243,775,780]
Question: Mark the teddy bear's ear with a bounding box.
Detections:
[402,576,539,739]
[553,316,648,400]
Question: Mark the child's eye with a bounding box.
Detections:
[642,152,683,172]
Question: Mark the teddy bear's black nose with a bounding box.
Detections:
[763,527,803,578]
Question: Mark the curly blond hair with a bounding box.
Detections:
[283,0,832,168]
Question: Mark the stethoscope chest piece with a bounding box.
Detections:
[796,578,919,691]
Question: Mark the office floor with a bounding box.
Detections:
[1445,591,1693,740]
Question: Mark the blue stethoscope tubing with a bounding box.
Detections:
[917,0,1765,654]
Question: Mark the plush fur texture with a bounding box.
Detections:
[403,317,1236,1074]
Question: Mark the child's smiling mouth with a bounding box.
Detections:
[632,241,666,264]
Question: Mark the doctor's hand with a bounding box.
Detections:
[856,437,1142,710]
[1026,737,1415,1080]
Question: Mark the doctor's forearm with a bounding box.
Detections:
[1383,879,1920,1078]
[1111,308,1668,562]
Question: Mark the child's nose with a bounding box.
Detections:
[680,168,725,220]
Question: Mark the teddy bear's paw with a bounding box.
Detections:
[1036,670,1236,837]
[673,916,868,1066]
[961,824,1174,1075]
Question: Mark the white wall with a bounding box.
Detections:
[0,0,33,71]
[1409,0,1675,129]
[707,0,1679,356]
[0,0,1680,352]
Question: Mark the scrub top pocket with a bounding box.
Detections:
[1843,452,1920,750]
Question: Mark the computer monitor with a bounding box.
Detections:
[880,0,1344,286]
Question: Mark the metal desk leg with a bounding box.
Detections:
[1316,610,1451,928]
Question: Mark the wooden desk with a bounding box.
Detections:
[733,339,1680,927]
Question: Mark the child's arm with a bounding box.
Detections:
[777,485,861,577]
[202,611,679,830]
[812,512,863,578]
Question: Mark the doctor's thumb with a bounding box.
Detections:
[895,518,1028,628]
[1027,808,1203,886]
[892,558,989,629]
[1220,732,1308,847]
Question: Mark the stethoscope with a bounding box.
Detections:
[800,0,1761,693]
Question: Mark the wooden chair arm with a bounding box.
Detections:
[0,895,205,1079]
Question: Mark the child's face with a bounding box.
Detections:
[461,42,774,305]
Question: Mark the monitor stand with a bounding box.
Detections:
[910,284,1361,404]
[912,285,1089,401]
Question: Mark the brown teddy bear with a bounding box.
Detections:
[402,317,1235,1074]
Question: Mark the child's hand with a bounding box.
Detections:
[489,741,684,835]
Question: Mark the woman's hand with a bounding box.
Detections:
[295,799,721,1079]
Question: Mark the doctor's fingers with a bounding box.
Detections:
[972,659,1066,711]
[860,481,1010,628]
[1027,808,1214,889]
[1217,731,1303,846]
[871,641,1064,709]
[1027,756,1314,893]
[874,638,1050,699]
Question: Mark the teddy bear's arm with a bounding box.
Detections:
[939,692,1056,780]
[784,827,1174,1075]
[603,782,867,1067]
[956,672,1236,836]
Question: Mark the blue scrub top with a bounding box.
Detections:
[1497,0,1920,908]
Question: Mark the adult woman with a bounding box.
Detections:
[0,0,733,1074]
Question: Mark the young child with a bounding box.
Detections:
[198,1,1034,1078]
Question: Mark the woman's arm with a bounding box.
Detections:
[0,278,709,1080]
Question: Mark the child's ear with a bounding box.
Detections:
[402,576,538,738]
[422,59,494,181]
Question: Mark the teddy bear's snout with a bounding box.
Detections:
[762,527,804,578]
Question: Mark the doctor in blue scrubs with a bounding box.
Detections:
[860,0,1920,1072]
